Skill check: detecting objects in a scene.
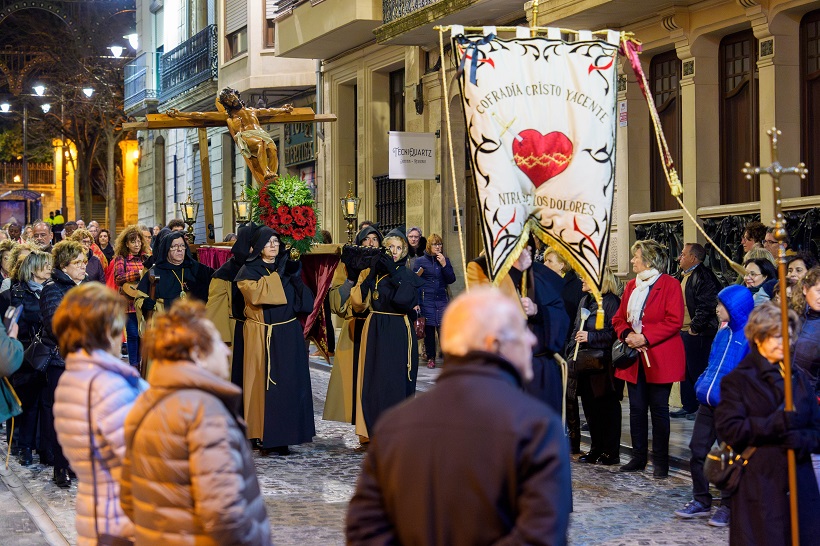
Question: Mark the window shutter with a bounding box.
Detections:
[225,0,247,34]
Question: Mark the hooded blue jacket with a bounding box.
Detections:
[695,285,754,407]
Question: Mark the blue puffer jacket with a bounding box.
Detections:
[414,253,456,327]
[695,285,754,407]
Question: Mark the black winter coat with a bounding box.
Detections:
[40,269,84,368]
[566,292,622,399]
[84,249,105,284]
[715,351,820,546]
[0,281,43,348]
[677,263,721,337]
[346,351,571,546]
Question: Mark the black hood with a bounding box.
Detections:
[355,225,383,246]
[153,230,191,268]
[383,228,411,267]
[231,221,260,264]
[247,226,286,263]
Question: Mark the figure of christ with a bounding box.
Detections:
[166,87,293,184]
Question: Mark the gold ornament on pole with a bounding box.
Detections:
[340,180,360,244]
[742,127,808,546]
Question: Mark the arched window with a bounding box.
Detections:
[719,30,759,204]
[649,50,681,212]
[801,9,820,196]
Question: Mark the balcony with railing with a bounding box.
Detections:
[275,0,382,59]
[159,25,218,104]
[124,52,160,114]
[374,0,523,45]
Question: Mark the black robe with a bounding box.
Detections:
[357,251,423,436]
[137,232,213,309]
[236,255,315,448]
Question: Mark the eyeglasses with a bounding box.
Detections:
[744,272,762,278]
[764,239,777,245]
[431,243,443,247]
[169,244,186,251]
[70,258,88,266]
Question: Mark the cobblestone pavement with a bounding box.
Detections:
[1,360,728,545]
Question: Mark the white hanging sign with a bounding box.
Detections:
[388,131,437,180]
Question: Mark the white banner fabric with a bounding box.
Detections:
[452,30,619,289]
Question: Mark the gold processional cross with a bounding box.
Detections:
[741,127,807,546]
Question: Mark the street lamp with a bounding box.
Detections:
[178,188,200,243]
[82,88,94,98]
[339,180,361,244]
[233,186,253,225]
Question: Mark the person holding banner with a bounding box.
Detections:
[612,239,685,478]
[715,302,820,546]
[467,243,569,415]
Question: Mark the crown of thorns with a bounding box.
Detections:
[218,87,245,110]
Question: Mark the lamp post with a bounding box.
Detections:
[339,180,361,244]
[178,188,200,244]
[233,186,252,225]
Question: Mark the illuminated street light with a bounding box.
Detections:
[124,33,138,50]
[33,85,46,96]
[109,45,124,58]
[82,88,94,98]
[41,103,51,114]
[0,103,9,113]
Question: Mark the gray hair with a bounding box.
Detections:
[16,250,52,283]
[631,239,667,271]
[408,226,422,236]
[441,287,520,356]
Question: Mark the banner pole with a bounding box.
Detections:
[439,27,470,289]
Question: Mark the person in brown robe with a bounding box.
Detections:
[323,226,382,424]
[236,227,315,454]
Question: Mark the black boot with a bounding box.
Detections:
[53,467,71,489]
[19,447,33,466]
[619,456,647,472]
[653,454,669,478]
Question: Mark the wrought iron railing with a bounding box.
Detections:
[634,221,683,276]
[159,25,218,103]
[383,0,439,23]
[0,162,54,186]
[124,52,160,111]
[374,174,405,234]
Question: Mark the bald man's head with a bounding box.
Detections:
[441,287,536,381]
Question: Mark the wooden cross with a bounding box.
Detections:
[742,126,807,546]
[122,107,337,243]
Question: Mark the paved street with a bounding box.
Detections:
[0,361,728,545]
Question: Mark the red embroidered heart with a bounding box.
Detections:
[512,130,573,187]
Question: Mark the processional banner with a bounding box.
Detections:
[451,27,620,292]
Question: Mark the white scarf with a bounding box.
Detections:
[627,268,661,333]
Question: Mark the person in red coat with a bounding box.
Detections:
[612,239,685,477]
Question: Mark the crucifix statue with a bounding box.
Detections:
[123,88,336,243]
[167,87,294,184]
[742,127,808,546]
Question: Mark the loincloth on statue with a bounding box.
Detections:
[234,128,274,158]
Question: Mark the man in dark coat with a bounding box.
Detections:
[674,243,720,418]
[346,287,571,546]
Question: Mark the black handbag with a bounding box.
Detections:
[574,348,606,374]
[703,442,756,494]
[23,330,55,372]
[611,281,654,370]
[611,340,639,370]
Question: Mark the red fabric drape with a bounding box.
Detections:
[299,253,341,350]
[197,246,232,269]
